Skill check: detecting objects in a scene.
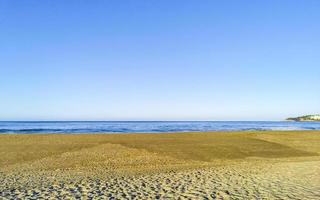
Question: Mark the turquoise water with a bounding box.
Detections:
[0,121,320,134]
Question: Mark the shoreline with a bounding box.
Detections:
[1,129,320,135]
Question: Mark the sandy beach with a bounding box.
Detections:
[1,131,320,199]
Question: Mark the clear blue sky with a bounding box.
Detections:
[0,0,319,121]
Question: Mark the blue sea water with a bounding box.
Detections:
[0,121,320,134]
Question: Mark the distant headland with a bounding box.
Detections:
[287,114,320,122]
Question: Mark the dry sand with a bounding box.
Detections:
[0,131,320,199]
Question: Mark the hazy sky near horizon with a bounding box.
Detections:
[0,0,319,121]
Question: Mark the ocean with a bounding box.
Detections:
[0,121,320,134]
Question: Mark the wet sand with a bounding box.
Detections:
[1,131,320,199]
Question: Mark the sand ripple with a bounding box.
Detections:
[1,160,319,199]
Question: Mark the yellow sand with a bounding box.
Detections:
[1,131,320,199]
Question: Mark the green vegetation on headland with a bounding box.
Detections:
[287,115,320,122]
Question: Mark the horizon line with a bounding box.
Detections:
[0,120,288,122]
